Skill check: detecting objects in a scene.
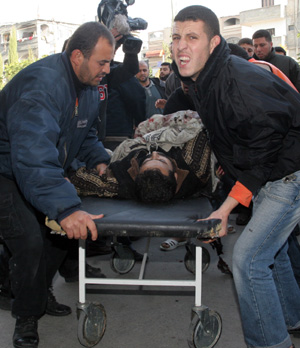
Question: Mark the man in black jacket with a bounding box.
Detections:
[171,5,300,348]
[252,29,300,91]
[104,75,146,144]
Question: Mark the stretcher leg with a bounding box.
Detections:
[77,239,221,347]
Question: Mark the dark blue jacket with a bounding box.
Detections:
[0,52,110,221]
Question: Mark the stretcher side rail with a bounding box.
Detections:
[81,196,221,240]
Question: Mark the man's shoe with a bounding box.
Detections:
[64,264,106,283]
[45,287,72,316]
[86,244,112,257]
[86,264,106,278]
[288,327,300,338]
[13,316,39,348]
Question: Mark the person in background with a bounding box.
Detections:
[237,37,254,57]
[159,62,172,84]
[172,5,300,348]
[252,29,300,91]
[165,42,181,98]
[275,46,287,55]
[97,13,143,141]
[136,60,166,118]
[0,22,114,348]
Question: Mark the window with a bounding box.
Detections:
[224,18,240,27]
[262,0,274,7]
[22,31,34,39]
[3,33,10,43]
[267,28,275,36]
[149,31,163,42]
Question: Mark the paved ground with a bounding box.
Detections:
[1,214,300,348]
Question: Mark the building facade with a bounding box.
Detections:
[143,0,300,70]
[141,27,171,75]
[0,19,79,64]
[220,0,300,59]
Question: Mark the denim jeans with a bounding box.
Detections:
[233,171,300,348]
[287,226,300,287]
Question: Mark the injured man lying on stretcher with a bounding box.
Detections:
[69,110,215,203]
[68,110,232,276]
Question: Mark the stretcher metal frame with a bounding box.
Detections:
[77,197,222,348]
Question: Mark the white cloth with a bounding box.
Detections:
[111,110,203,162]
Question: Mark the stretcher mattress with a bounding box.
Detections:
[81,196,220,240]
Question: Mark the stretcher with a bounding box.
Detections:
[77,196,222,348]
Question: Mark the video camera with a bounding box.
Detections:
[97,0,148,54]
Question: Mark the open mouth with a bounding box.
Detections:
[178,56,190,66]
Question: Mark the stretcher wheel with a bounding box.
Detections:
[77,303,106,347]
[111,244,135,274]
[184,245,210,274]
[188,308,222,348]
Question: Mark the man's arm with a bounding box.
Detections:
[77,125,111,169]
[203,196,239,237]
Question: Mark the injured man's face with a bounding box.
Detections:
[139,151,177,177]
[134,151,179,203]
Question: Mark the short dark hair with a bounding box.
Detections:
[238,38,253,46]
[228,43,249,60]
[66,22,114,59]
[252,29,272,42]
[174,5,220,40]
[134,169,177,203]
[161,62,172,70]
[275,46,286,55]
[139,60,149,67]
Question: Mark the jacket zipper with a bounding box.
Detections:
[62,98,78,167]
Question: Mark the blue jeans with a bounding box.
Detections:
[287,226,300,287]
[233,171,300,348]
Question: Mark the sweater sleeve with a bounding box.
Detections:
[229,181,253,207]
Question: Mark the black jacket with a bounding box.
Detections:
[150,77,167,99]
[97,53,139,141]
[163,87,195,115]
[173,37,300,195]
[105,76,146,137]
[253,48,300,92]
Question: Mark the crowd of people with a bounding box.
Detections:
[1,4,300,348]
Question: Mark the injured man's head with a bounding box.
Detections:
[134,151,178,203]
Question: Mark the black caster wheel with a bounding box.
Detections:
[184,244,210,274]
[110,244,135,274]
[188,308,222,348]
[77,302,107,347]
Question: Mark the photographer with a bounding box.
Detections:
[97,0,147,141]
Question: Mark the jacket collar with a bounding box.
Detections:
[61,51,88,98]
[253,47,276,62]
